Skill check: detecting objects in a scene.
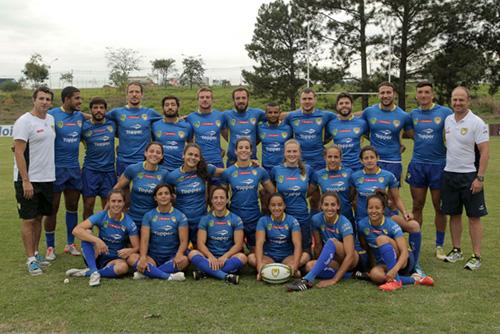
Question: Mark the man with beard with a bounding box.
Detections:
[44,86,86,260]
[106,82,162,176]
[327,92,368,171]
[361,82,412,183]
[223,87,265,166]
[152,96,193,172]
[81,97,117,219]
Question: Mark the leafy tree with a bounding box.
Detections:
[105,47,141,88]
[21,53,49,88]
[243,0,321,109]
[59,71,74,86]
[179,56,205,89]
[151,58,176,86]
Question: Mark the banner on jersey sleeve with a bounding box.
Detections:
[0,125,13,137]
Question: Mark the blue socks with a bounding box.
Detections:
[436,231,445,247]
[304,239,336,282]
[98,265,118,278]
[409,232,422,265]
[66,211,78,244]
[157,260,177,273]
[400,275,416,285]
[45,231,55,248]
[191,255,226,280]
[316,267,336,279]
[81,241,97,272]
[379,243,400,282]
[221,257,244,273]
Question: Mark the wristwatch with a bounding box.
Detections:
[476,176,484,182]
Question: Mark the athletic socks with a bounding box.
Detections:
[221,257,244,273]
[409,232,422,265]
[66,211,78,245]
[45,231,55,248]
[304,239,336,282]
[316,267,336,279]
[436,231,445,247]
[191,254,226,280]
[98,265,118,278]
[400,275,416,285]
[81,241,97,273]
[379,243,400,282]
[157,260,177,273]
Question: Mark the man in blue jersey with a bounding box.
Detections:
[223,87,265,166]
[362,82,412,183]
[44,86,85,260]
[405,82,453,259]
[152,95,193,171]
[106,82,162,176]
[81,97,117,219]
[186,87,226,168]
[327,92,368,171]
[258,102,292,173]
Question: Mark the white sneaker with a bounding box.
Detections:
[133,271,147,280]
[27,261,43,276]
[66,268,89,277]
[435,246,446,260]
[45,247,56,261]
[168,272,185,281]
[89,271,101,287]
[64,244,81,256]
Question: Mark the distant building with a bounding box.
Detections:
[0,78,16,85]
[212,79,231,87]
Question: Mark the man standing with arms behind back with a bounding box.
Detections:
[441,86,489,270]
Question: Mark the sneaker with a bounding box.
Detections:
[412,273,434,286]
[287,279,313,292]
[378,280,402,291]
[27,261,43,276]
[133,271,147,280]
[45,247,56,261]
[444,248,463,263]
[192,270,208,281]
[64,244,81,256]
[89,271,101,287]
[435,246,446,260]
[168,272,186,281]
[414,263,427,277]
[66,268,89,277]
[35,254,51,267]
[464,255,481,271]
[353,271,370,281]
[224,274,239,285]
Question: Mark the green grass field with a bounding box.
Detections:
[0,135,499,333]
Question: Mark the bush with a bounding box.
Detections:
[0,80,22,92]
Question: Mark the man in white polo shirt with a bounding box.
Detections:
[13,86,56,276]
[441,86,489,270]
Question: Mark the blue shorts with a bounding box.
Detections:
[243,219,259,248]
[264,252,291,263]
[188,220,199,246]
[116,160,131,177]
[378,161,402,184]
[54,167,82,192]
[82,168,117,198]
[298,217,312,253]
[304,158,325,171]
[399,251,416,276]
[405,161,445,190]
[84,253,120,269]
[149,253,175,266]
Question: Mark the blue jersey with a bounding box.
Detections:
[271,164,313,224]
[88,210,138,258]
[142,207,188,259]
[357,216,403,263]
[165,164,217,225]
[257,121,292,171]
[186,110,226,166]
[82,119,116,172]
[221,164,269,224]
[311,166,353,220]
[311,212,354,244]
[408,104,453,164]
[350,168,398,220]
[223,108,265,164]
[152,119,193,171]
[327,116,368,170]
[198,210,244,257]
[106,106,162,165]
[257,214,301,260]
[362,104,411,162]
[285,109,335,166]
[123,162,168,223]
[48,107,85,168]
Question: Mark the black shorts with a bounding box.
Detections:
[440,172,488,218]
[14,181,54,219]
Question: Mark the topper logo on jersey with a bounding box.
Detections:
[266,142,281,152]
[138,183,157,194]
[211,229,230,241]
[236,179,255,191]
[201,130,217,141]
[418,128,435,140]
[375,129,392,140]
[272,234,288,244]
[63,131,80,144]
[154,224,174,237]
[126,123,143,135]
[179,181,202,195]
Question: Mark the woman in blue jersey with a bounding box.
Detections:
[310,145,354,223]
[357,191,433,291]
[66,189,139,287]
[114,142,168,228]
[127,184,188,281]
[188,186,247,284]
[270,139,315,253]
[248,193,310,280]
[221,137,275,248]
[287,192,359,291]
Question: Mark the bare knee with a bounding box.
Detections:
[177,256,190,270]
[234,253,248,265]
[112,261,129,275]
[305,260,316,272]
[369,266,386,284]
[188,250,201,260]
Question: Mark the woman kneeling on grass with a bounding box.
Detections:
[287,192,359,291]
[127,184,188,281]
[357,191,434,291]
[66,189,139,287]
[248,193,310,280]
[188,186,247,285]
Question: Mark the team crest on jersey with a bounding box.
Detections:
[107,125,114,133]
[172,216,177,223]
[267,224,272,231]
[227,220,231,226]
[152,215,158,222]
[215,120,221,127]
[137,172,144,179]
[156,175,162,181]
[364,227,370,235]
[57,121,64,128]
[378,177,384,183]
[155,130,162,138]
[193,121,200,128]
[413,119,418,126]
[353,127,361,134]
[322,174,328,180]
[342,172,347,178]
[231,119,236,126]
[260,133,266,139]
[84,130,92,137]
[393,120,400,128]
[278,175,284,184]
[434,117,442,124]
[300,174,307,181]
[357,177,364,184]
[383,229,388,235]
[209,220,214,227]
[178,131,185,139]
[370,118,377,124]
[141,114,148,121]
[232,171,238,178]
[315,118,322,125]
[120,114,126,122]
[332,129,338,136]
[250,118,256,125]
[281,132,288,138]
[77,120,82,127]
[252,170,257,176]
[293,120,300,126]
[460,128,468,135]
[320,225,325,231]
[103,220,109,228]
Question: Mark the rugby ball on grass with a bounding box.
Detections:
[260,263,292,284]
